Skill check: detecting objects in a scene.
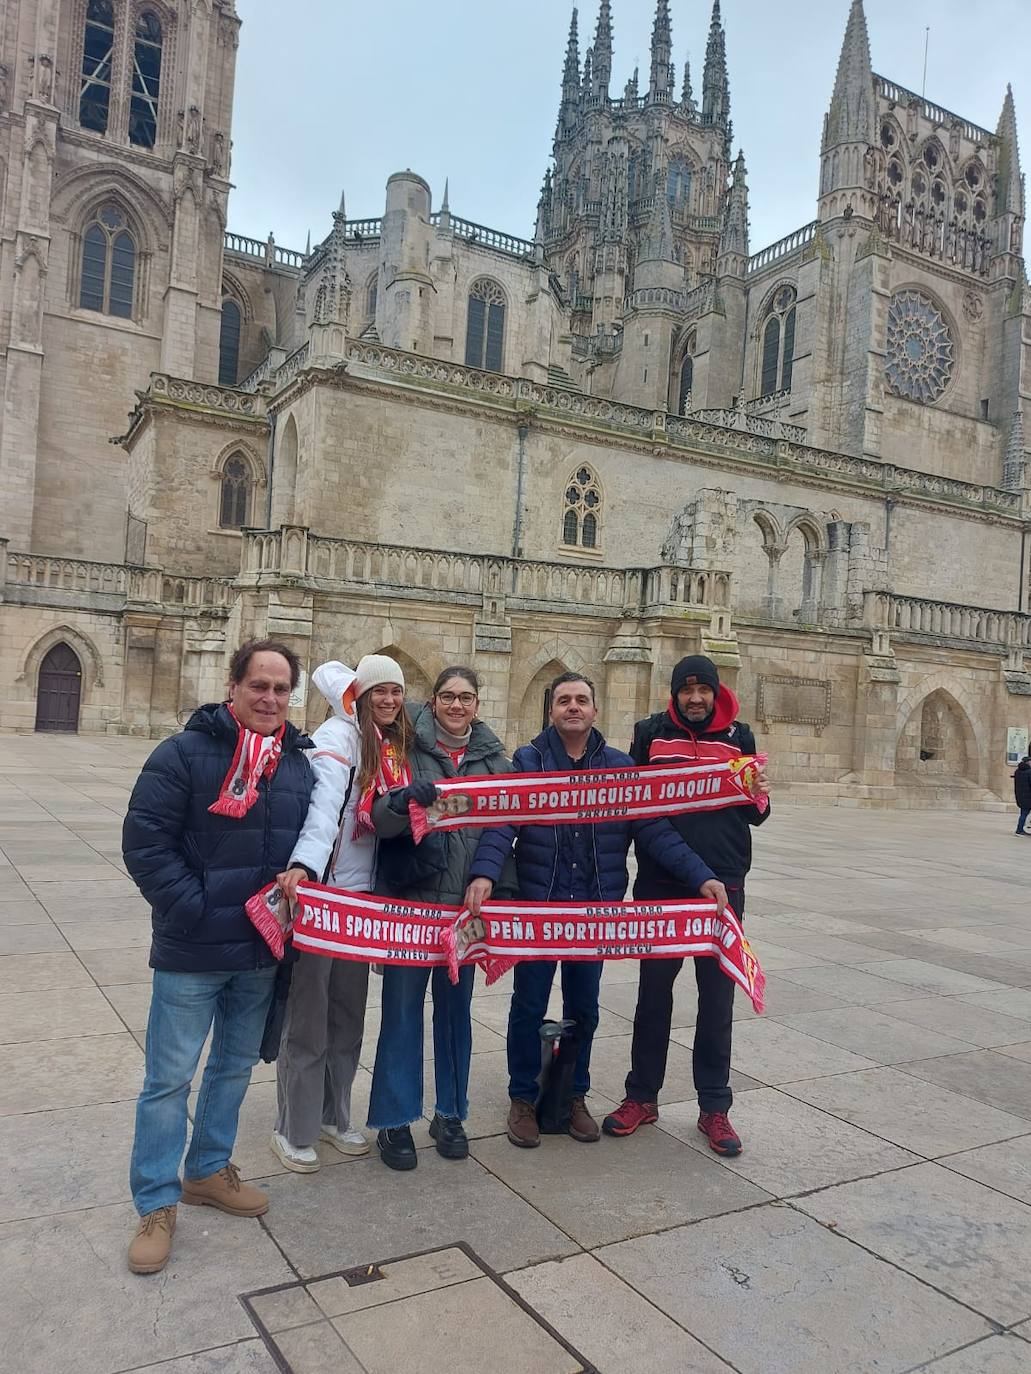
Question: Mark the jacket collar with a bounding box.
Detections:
[666,683,740,737]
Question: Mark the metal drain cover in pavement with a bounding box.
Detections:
[242,1242,595,1374]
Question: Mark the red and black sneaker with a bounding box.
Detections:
[602,1098,659,1137]
[697,1111,742,1156]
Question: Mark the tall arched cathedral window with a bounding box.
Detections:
[218,298,242,385]
[678,355,694,415]
[465,279,505,372]
[80,0,114,134]
[219,456,252,529]
[759,285,796,397]
[129,13,163,148]
[667,158,692,210]
[562,467,602,550]
[79,205,136,318]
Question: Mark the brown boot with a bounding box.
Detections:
[181,1163,268,1217]
[506,1098,540,1148]
[568,1096,600,1143]
[128,1205,176,1275]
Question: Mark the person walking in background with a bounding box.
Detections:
[368,666,512,1171]
[603,655,769,1158]
[465,672,726,1151]
[1014,754,1031,836]
[122,640,314,1275]
[272,656,425,1172]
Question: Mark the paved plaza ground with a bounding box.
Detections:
[2,734,1031,1373]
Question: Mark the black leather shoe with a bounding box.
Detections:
[377,1126,417,1171]
[429,1113,469,1160]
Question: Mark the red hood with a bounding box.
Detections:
[667,682,740,736]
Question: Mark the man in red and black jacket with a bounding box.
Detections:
[603,654,770,1156]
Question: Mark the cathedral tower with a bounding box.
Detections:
[0,0,240,558]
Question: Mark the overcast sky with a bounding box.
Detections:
[229,0,1029,257]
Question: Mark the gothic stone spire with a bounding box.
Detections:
[995,85,1025,220]
[823,0,874,150]
[719,149,750,273]
[1003,409,1026,491]
[557,6,581,139]
[592,0,613,99]
[648,0,673,103]
[702,0,729,130]
[681,53,695,112]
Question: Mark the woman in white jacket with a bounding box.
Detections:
[270,655,432,1172]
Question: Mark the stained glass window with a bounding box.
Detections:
[885,290,954,404]
[220,456,252,529]
[562,467,602,549]
[79,204,136,318]
[465,279,505,371]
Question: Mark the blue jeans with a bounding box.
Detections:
[1018,808,1030,834]
[507,960,603,1103]
[130,966,276,1215]
[367,963,475,1129]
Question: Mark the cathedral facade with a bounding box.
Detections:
[0,0,1028,806]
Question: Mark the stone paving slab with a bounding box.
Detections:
[893,1049,1031,1120]
[914,1337,1031,1373]
[598,1204,993,1374]
[782,1066,1031,1157]
[506,1252,734,1372]
[795,1163,1031,1325]
[0,1202,293,1374]
[257,1153,579,1278]
[655,1087,920,1197]
[469,1127,770,1247]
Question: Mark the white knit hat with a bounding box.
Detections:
[354,653,405,698]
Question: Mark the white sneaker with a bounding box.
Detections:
[269,1131,321,1173]
[319,1125,370,1157]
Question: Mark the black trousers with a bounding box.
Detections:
[624,883,744,1114]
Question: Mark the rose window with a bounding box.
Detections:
[885,290,955,404]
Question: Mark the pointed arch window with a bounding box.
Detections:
[666,158,693,210]
[129,12,163,148]
[80,0,115,134]
[366,273,378,318]
[79,204,136,318]
[759,285,796,398]
[562,466,602,550]
[218,298,242,385]
[465,278,506,372]
[219,455,252,529]
[678,355,694,415]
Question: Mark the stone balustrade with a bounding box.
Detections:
[747,221,818,275]
[223,231,305,269]
[150,373,263,418]
[238,528,731,618]
[1,545,234,614]
[864,591,1031,650]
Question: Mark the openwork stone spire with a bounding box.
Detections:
[824,0,874,149]
[648,0,673,103]
[702,0,729,130]
[681,53,695,112]
[719,149,749,266]
[994,85,1025,258]
[556,6,581,139]
[592,0,613,100]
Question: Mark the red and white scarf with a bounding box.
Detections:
[245,881,766,1013]
[208,706,285,819]
[409,754,768,843]
[353,726,412,838]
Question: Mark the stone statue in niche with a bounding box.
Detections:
[210,131,226,176]
[185,106,201,154]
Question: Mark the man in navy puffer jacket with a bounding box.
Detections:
[465,673,725,1149]
[121,640,314,1276]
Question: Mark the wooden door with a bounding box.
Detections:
[35,643,82,732]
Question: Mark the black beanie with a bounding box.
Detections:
[671,655,720,698]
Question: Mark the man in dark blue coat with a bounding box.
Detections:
[122,639,314,1275]
[465,672,725,1149]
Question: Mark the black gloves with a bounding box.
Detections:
[385,780,439,814]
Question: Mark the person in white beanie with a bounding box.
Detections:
[269,656,435,1172]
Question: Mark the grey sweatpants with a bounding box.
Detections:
[275,951,369,1148]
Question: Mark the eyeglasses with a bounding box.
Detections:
[436,691,477,706]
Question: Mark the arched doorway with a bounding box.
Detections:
[35,643,82,732]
